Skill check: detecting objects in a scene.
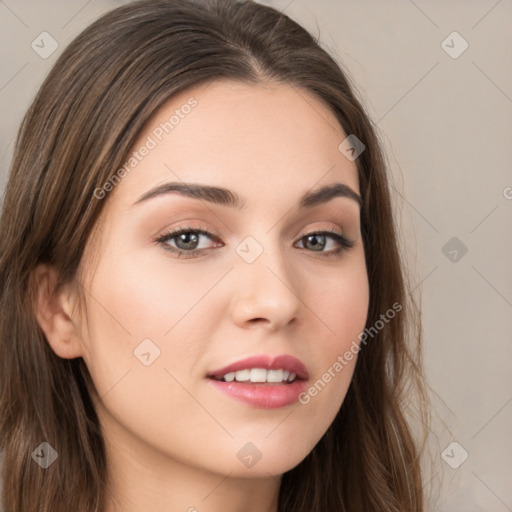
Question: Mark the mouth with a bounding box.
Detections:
[205,354,309,408]
[208,368,301,384]
[206,353,309,383]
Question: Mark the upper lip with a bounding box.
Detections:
[207,354,309,380]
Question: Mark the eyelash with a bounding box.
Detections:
[155,225,355,259]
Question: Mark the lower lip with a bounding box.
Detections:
[207,378,308,409]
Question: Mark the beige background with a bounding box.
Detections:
[1,1,511,510]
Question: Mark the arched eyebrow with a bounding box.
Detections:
[132,181,362,210]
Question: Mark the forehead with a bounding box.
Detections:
[108,80,360,210]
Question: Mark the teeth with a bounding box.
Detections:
[267,369,283,382]
[235,369,250,382]
[220,368,297,383]
[224,372,235,382]
[250,368,267,382]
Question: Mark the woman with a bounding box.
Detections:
[0,0,431,510]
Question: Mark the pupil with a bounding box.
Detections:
[306,234,325,251]
[178,233,198,250]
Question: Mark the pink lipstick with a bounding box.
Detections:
[206,354,309,409]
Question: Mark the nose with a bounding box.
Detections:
[229,242,301,331]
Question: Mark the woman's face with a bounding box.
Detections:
[74,80,369,477]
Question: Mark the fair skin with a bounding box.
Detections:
[33,80,369,512]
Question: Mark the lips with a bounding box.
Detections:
[206,354,310,409]
[206,354,309,381]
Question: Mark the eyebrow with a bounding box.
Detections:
[132,181,363,210]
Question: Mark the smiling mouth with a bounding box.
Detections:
[208,368,300,384]
[206,360,309,409]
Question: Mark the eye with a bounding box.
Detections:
[155,226,354,259]
[295,228,354,258]
[155,225,220,258]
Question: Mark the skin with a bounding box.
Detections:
[34,80,369,512]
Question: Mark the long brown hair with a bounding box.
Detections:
[0,0,431,510]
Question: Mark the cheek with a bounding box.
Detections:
[108,245,223,322]
[297,250,369,414]
[79,246,220,384]
[306,247,370,353]
[78,249,220,448]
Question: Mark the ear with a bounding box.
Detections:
[31,263,84,359]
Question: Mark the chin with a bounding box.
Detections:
[222,437,315,478]
[228,456,308,479]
